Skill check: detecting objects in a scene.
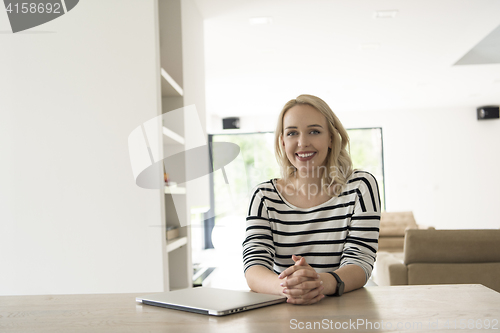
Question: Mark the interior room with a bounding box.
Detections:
[1,0,499,326]
[195,0,500,291]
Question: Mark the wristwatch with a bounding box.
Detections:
[327,272,345,296]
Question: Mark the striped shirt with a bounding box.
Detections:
[243,171,381,281]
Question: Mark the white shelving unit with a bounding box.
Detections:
[156,0,200,292]
[164,186,186,195]
[161,97,190,290]
[162,104,190,290]
[161,68,184,97]
[163,126,185,145]
[156,0,208,292]
[166,236,188,253]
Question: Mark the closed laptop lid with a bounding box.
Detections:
[136,287,286,316]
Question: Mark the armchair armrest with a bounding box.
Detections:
[373,252,408,286]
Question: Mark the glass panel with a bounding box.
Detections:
[196,128,385,289]
[212,133,280,219]
[212,128,385,215]
[348,128,385,210]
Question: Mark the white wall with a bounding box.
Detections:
[339,106,500,230]
[0,0,165,295]
[209,106,500,230]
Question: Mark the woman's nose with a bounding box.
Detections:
[297,134,310,147]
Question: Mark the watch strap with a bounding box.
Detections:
[326,271,343,296]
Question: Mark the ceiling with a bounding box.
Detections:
[195,0,500,117]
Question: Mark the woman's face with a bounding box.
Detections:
[281,104,332,177]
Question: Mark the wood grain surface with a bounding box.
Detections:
[1,284,499,332]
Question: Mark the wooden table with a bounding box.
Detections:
[1,284,499,332]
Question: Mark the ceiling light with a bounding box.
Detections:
[373,10,398,19]
[249,17,273,25]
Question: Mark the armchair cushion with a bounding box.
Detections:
[375,229,500,293]
[408,263,500,292]
[404,229,500,264]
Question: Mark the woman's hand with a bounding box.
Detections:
[278,255,325,305]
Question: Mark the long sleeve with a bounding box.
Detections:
[339,171,381,281]
[242,174,381,279]
[242,186,275,273]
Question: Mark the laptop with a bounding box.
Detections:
[136,287,286,316]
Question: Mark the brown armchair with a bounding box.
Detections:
[374,229,500,293]
[378,211,421,252]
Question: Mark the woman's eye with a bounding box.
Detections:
[286,131,297,136]
[310,130,320,134]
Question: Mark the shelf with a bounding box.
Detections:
[163,126,185,145]
[166,236,187,253]
[161,68,184,97]
[165,186,186,194]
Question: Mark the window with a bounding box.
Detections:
[207,127,384,247]
[191,128,384,288]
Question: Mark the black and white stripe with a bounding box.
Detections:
[242,171,381,281]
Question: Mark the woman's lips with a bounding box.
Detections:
[295,152,316,161]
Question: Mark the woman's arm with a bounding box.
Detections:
[318,264,366,295]
[338,171,381,284]
[243,186,276,282]
[245,266,284,296]
[244,185,288,296]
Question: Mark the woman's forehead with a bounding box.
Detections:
[283,104,327,127]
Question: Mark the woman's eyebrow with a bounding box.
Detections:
[285,124,323,129]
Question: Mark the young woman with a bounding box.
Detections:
[243,94,381,305]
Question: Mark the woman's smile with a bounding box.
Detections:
[295,151,317,161]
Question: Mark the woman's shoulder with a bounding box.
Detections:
[348,170,377,181]
[249,179,279,196]
[247,179,282,209]
[346,171,381,210]
[346,170,380,189]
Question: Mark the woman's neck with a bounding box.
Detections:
[287,170,326,198]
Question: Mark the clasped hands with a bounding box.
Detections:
[278,255,325,305]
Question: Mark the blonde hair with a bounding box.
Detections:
[274,94,353,196]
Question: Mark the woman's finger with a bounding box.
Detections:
[278,265,297,279]
[285,279,323,290]
[302,292,326,305]
[280,276,313,288]
[278,258,317,279]
[281,274,321,288]
[284,284,324,297]
[283,287,313,297]
[288,268,319,279]
[286,287,325,305]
